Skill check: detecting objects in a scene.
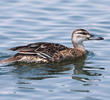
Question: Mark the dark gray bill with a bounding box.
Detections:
[88,35,104,40]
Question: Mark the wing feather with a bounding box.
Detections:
[9,42,68,58]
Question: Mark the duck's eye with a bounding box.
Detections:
[79,32,87,35]
[75,31,88,35]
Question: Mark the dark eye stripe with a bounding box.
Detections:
[78,32,88,35]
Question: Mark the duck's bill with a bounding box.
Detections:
[88,35,104,40]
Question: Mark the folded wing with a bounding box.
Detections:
[9,42,68,60]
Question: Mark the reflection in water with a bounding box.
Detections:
[0,52,105,95]
[72,53,103,82]
[7,51,104,83]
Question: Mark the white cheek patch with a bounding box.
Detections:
[73,34,86,43]
[73,34,81,43]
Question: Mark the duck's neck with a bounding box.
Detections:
[72,41,86,52]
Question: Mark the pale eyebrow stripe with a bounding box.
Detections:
[75,31,83,34]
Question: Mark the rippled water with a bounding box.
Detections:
[0,0,110,100]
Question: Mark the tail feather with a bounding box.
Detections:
[0,56,21,64]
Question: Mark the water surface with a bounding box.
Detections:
[0,0,110,100]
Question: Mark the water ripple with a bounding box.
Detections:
[0,0,110,100]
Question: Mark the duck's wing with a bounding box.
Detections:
[9,42,68,59]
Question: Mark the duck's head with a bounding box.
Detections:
[72,29,104,49]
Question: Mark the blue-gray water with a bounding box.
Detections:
[0,0,109,100]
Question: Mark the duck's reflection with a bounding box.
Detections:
[8,52,104,82]
[72,55,103,82]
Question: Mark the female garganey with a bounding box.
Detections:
[0,29,104,64]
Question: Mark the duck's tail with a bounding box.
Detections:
[0,56,21,64]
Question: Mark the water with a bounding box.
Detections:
[0,0,110,100]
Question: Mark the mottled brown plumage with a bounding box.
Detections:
[0,29,104,64]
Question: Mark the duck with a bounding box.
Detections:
[0,29,104,64]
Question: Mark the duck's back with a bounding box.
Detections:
[1,42,68,63]
[9,42,68,56]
